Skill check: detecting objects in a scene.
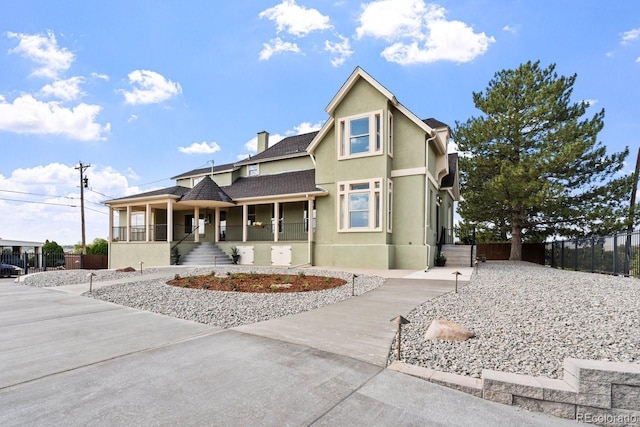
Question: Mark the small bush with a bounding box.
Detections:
[174,274,181,280]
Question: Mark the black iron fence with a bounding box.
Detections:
[1,252,108,274]
[545,230,640,278]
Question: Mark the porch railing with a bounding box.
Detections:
[112,225,169,242]
[225,222,308,242]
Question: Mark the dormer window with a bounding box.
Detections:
[248,164,259,176]
[337,110,383,159]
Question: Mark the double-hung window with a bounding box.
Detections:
[338,111,383,159]
[338,178,383,232]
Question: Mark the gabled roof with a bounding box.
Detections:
[171,163,236,180]
[235,132,316,165]
[181,176,234,204]
[223,169,324,200]
[308,66,441,153]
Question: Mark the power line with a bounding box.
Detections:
[0,197,77,207]
[0,197,108,215]
[0,189,106,208]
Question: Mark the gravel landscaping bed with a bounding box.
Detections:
[20,268,166,287]
[389,261,640,379]
[22,266,382,329]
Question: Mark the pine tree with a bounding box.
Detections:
[454,61,632,260]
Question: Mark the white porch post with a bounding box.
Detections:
[273,202,279,243]
[167,200,174,243]
[242,204,248,242]
[308,198,314,264]
[145,203,151,242]
[126,206,131,242]
[108,207,113,243]
[215,207,220,243]
[194,207,200,243]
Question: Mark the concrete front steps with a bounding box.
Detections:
[440,244,474,267]
[180,242,234,266]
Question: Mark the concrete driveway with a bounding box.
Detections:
[0,274,575,426]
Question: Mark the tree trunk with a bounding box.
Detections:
[510,209,523,261]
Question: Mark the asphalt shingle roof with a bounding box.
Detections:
[181,176,234,203]
[223,169,321,199]
[422,118,449,129]
[171,163,235,180]
[441,153,458,188]
[106,186,189,203]
[235,132,317,165]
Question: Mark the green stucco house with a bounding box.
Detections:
[105,67,460,270]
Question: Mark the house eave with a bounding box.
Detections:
[231,190,329,204]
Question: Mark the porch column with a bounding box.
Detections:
[126,206,131,242]
[214,207,220,243]
[308,198,314,264]
[194,207,200,242]
[145,203,151,242]
[273,202,279,243]
[167,200,174,243]
[242,204,248,242]
[108,207,113,243]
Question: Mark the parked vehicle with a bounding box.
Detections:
[0,263,20,277]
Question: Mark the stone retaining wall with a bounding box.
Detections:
[389,358,640,426]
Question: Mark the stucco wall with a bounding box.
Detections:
[109,242,170,269]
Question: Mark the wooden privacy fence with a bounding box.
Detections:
[476,243,545,265]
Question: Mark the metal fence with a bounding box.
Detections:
[545,230,640,278]
[1,252,108,275]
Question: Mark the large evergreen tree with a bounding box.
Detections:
[454,61,632,260]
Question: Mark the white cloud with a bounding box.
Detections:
[289,121,323,135]
[356,0,494,65]
[120,70,182,105]
[7,30,75,79]
[0,163,141,244]
[621,28,640,45]
[325,35,353,67]
[583,99,598,107]
[128,114,138,123]
[0,94,109,141]
[91,72,109,81]
[40,76,85,101]
[242,121,322,155]
[178,141,221,154]
[503,25,518,34]
[259,0,332,37]
[259,38,301,60]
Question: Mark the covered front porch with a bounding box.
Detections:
[107,197,318,268]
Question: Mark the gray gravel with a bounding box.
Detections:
[390,261,640,379]
[21,266,383,329]
[21,262,640,380]
[19,268,167,287]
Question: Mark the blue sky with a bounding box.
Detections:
[1,0,638,245]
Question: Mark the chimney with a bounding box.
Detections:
[257,131,269,154]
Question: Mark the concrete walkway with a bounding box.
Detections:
[0,269,574,426]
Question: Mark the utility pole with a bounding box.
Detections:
[76,162,91,255]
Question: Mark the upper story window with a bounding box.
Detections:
[248,164,259,176]
[388,111,393,158]
[192,176,204,187]
[337,110,383,159]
